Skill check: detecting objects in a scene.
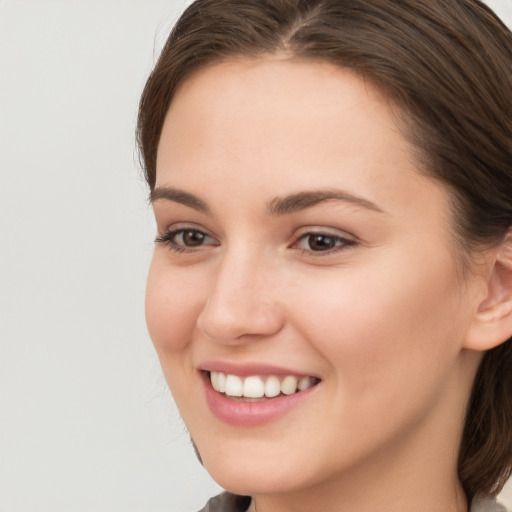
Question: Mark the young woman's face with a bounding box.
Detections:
[146,59,484,496]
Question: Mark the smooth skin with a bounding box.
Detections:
[146,58,512,512]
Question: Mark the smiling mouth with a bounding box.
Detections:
[207,371,320,401]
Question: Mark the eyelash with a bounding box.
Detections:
[155,228,357,255]
[292,231,357,255]
[154,228,217,254]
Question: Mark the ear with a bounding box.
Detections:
[464,231,512,351]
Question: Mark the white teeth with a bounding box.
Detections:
[209,372,317,398]
[281,375,298,395]
[224,374,243,397]
[298,376,313,391]
[210,371,220,391]
[210,371,226,393]
[264,376,281,398]
[217,372,226,393]
[243,376,265,398]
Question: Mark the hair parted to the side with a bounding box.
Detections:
[137,0,512,500]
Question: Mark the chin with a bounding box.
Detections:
[196,439,329,497]
[206,464,297,497]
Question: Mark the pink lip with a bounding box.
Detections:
[199,369,319,427]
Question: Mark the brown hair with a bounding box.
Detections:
[137,0,512,500]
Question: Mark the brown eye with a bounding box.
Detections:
[307,234,338,251]
[155,227,217,252]
[180,230,206,246]
[293,231,356,254]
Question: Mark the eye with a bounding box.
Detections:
[293,231,356,253]
[155,227,218,252]
[174,229,208,247]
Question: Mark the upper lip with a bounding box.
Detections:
[198,361,320,379]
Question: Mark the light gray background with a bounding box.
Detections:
[1,1,512,511]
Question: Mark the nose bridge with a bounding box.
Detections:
[197,243,283,343]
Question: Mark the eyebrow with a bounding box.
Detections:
[150,186,384,216]
[267,189,384,215]
[151,187,210,213]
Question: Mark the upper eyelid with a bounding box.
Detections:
[293,226,357,240]
[157,222,216,237]
[296,232,354,242]
[157,219,205,230]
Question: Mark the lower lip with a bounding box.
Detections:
[201,373,318,427]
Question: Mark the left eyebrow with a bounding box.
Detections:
[266,189,385,216]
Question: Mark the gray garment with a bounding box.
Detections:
[197,492,510,512]
[472,495,510,512]
[198,492,250,512]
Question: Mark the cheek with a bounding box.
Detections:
[295,254,466,397]
[145,256,203,353]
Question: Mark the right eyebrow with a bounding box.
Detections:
[150,187,210,213]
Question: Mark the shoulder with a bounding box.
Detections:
[197,492,251,512]
[471,495,511,512]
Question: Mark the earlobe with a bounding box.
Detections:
[464,231,512,351]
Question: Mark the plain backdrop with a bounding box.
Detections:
[1,1,512,511]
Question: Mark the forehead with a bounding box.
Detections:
[169,57,391,118]
[157,58,429,204]
[162,58,397,134]
[158,59,406,175]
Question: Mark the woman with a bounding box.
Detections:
[137,1,512,511]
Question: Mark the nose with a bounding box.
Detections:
[196,249,284,345]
